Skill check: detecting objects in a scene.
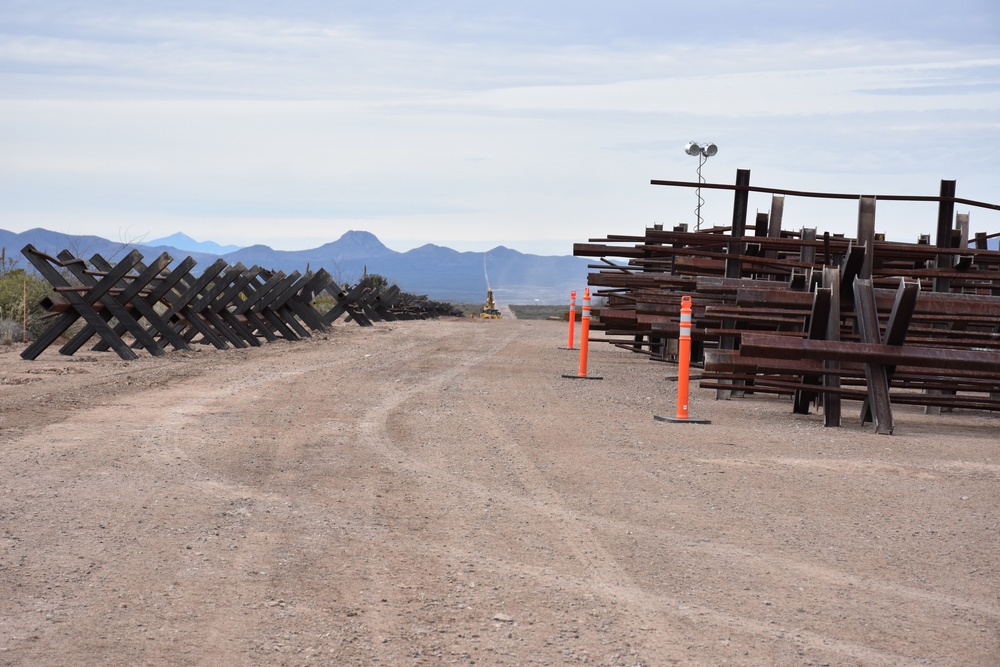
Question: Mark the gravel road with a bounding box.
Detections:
[1,317,997,666]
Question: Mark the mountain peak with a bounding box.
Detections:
[148,231,196,244]
[318,230,395,258]
[147,232,243,254]
[338,230,387,247]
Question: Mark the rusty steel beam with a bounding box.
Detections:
[735,284,1000,320]
[573,243,646,258]
[648,177,1000,211]
[792,286,832,414]
[884,279,921,348]
[854,278,893,433]
[739,332,1000,374]
[822,267,842,426]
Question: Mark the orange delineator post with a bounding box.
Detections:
[567,290,576,349]
[653,294,709,423]
[562,287,602,380]
[676,295,693,419]
[577,288,592,376]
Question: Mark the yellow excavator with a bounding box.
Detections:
[479,288,502,319]
[479,255,501,319]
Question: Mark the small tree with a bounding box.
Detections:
[363,273,389,295]
[0,251,52,343]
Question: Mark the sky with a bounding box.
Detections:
[1,1,998,256]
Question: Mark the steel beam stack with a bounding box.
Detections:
[575,174,1000,433]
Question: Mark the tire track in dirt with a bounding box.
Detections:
[316,324,991,666]
[310,327,615,658]
[598,507,1000,620]
[387,539,935,667]
[0,332,429,664]
[683,457,1000,618]
[331,327,898,665]
[343,327,520,661]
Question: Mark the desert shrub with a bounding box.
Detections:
[311,294,336,315]
[0,267,52,340]
[0,318,23,345]
[363,273,389,295]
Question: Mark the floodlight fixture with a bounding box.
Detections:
[684,141,719,230]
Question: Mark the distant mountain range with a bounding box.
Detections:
[0,228,592,304]
[146,232,243,255]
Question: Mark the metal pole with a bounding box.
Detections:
[695,154,706,231]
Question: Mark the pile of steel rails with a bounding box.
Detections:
[20,244,460,362]
[575,172,1000,434]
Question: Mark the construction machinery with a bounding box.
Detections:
[479,288,502,319]
[478,254,502,319]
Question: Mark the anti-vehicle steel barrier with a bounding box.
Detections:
[21,245,458,361]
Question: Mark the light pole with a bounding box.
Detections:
[684,141,718,231]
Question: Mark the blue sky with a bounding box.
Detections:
[1,1,998,254]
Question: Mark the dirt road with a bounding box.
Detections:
[1,318,997,666]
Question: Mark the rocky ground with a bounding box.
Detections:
[0,317,997,666]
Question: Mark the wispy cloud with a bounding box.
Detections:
[0,3,997,252]
[3,8,995,99]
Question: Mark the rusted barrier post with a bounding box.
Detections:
[655,295,710,424]
[562,288,602,380]
[567,290,576,349]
